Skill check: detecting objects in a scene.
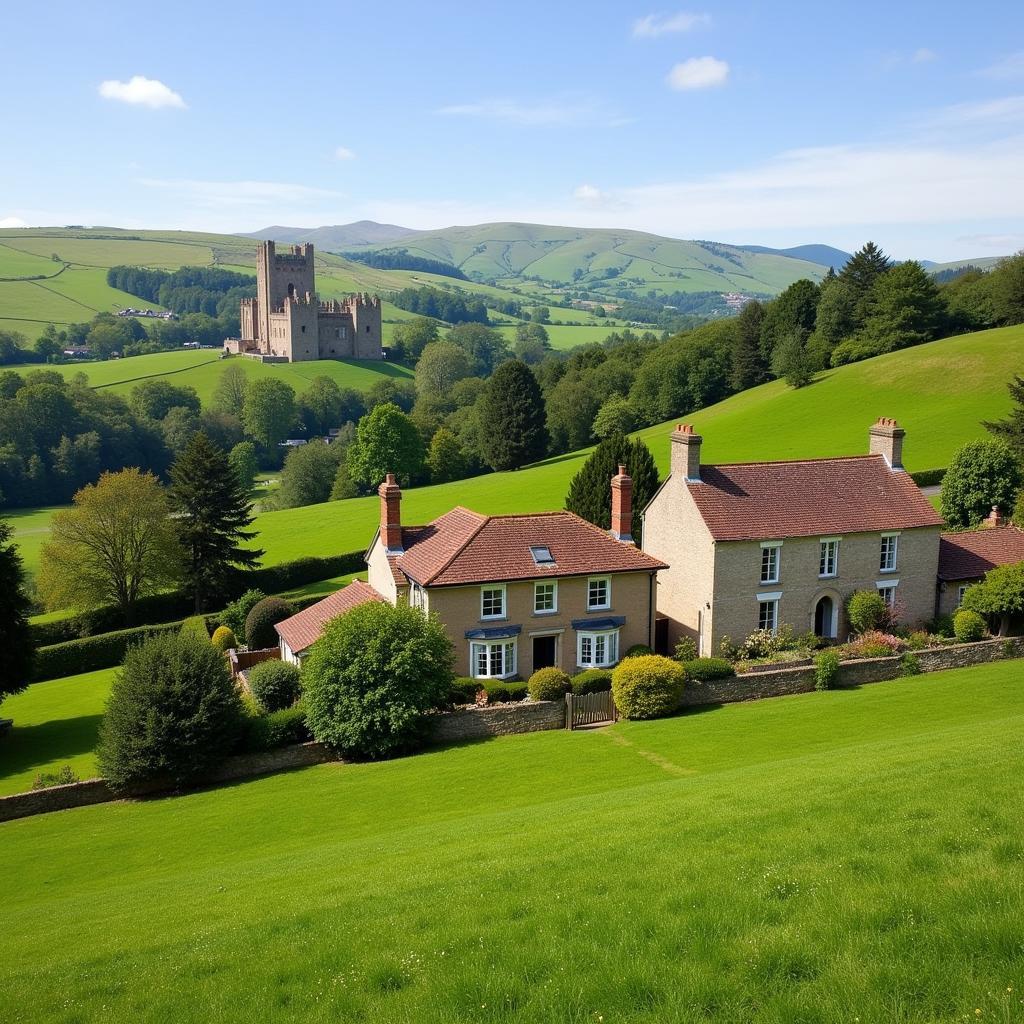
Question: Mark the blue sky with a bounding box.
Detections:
[2,0,1023,260]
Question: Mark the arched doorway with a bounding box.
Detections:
[287,282,296,299]
[814,595,836,639]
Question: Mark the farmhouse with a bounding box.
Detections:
[642,419,944,654]
[936,509,1024,617]
[275,468,666,678]
[224,240,383,363]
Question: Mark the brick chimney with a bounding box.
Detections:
[984,505,1004,529]
[671,424,702,482]
[378,473,403,553]
[869,417,905,470]
[610,464,633,544]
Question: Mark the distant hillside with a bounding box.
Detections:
[241,221,417,249]
[738,243,852,271]
[925,256,1006,276]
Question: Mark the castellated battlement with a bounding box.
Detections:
[228,241,383,363]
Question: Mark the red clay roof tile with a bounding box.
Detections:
[938,526,1024,581]
[274,580,384,655]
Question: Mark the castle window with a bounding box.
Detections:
[366,325,370,333]
[301,326,306,334]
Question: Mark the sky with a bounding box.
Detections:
[2,0,1023,261]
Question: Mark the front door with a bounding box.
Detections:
[814,596,835,639]
[532,635,557,671]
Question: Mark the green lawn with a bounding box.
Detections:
[0,668,113,795]
[2,664,1023,1022]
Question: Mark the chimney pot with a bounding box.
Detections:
[671,424,703,482]
[985,505,1004,529]
[610,465,633,544]
[378,472,403,552]
[868,417,905,470]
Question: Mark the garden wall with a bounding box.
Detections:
[429,700,565,743]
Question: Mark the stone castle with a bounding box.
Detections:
[224,241,383,362]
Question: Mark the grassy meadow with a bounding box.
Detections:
[2,664,1024,1021]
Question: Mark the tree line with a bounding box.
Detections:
[106,265,255,318]
[341,248,468,281]
[387,285,490,324]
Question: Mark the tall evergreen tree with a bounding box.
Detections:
[840,241,892,315]
[0,520,34,700]
[856,260,945,354]
[170,432,262,612]
[479,360,549,471]
[985,375,1024,459]
[565,434,659,544]
[729,299,768,390]
[758,280,820,361]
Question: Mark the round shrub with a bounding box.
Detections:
[953,609,986,643]
[97,631,244,793]
[527,667,572,702]
[247,659,302,712]
[449,677,481,705]
[303,602,454,759]
[221,588,266,643]
[846,590,887,634]
[571,669,613,695]
[611,655,685,720]
[814,650,840,691]
[211,625,237,653]
[623,643,653,659]
[244,597,294,650]
[681,657,735,682]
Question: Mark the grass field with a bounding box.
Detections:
[2,664,1023,1021]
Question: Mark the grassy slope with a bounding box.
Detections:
[2,665,1023,1022]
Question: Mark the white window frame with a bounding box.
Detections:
[756,591,781,634]
[534,580,558,615]
[760,541,782,584]
[879,532,900,573]
[410,582,428,613]
[876,580,899,609]
[819,538,840,579]
[587,576,611,611]
[956,584,970,607]
[470,639,517,679]
[480,584,506,621]
[576,629,620,669]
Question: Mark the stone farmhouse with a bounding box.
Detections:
[936,510,1024,618]
[224,241,383,363]
[276,468,666,679]
[641,419,945,655]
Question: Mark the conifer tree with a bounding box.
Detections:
[170,432,262,612]
[565,434,659,543]
[729,299,768,390]
[0,520,34,700]
[479,360,549,470]
[985,375,1024,459]
[840,241,892,314]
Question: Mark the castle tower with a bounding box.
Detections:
[256,241,316,351]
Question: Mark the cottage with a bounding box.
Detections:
[275,468,667,679]
[642,418,944,655]
[936,508,1024,617]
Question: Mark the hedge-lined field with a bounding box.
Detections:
[2,664,1023,1021]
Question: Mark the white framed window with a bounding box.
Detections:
[876,581,898,609]
[410,582,427,613]
[760,542,781,584]
[880,533,899,573]
[480,585,506,620]
[956,584,969,607]
[577,629,620,669]
[587,576,611,610]
[534,581,557,614]
[757,596,779,633]
[470,639,517,679]
[819,538,840,578]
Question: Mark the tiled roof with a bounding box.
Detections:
[683,455,944,542]
[938,526,1024,581]
[395,508,666,587]
[274,580,384,655]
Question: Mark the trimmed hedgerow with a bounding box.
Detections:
[681,657,735,682]
[484,682,529,704]
[32,621,185,682]
[571,669,613,695]
[179,616,210,644]
[244,597,294,650]
[952,609,986,643]
[239,702,311,753]
[450,677,482,705]
[612,655,685,720]
[247,660,302,713]
[527,667,572,702]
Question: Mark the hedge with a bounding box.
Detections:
[484,681,528,704]
[571,669,613,695]
[681,657,735,682]
[238,703,311,753]
[248,552,365,595]
[909,468,946,488]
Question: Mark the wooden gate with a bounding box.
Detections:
[565,690,617,729]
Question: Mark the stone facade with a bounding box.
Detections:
[429,700,565,743]
[227,241,383,363]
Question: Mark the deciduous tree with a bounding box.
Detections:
[940,439,1022,529]
[346,402,425,489]
[242,378,296,449]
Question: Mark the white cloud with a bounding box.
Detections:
[0,216,28,228]
[978,51,1024,80]
[573,184,608,205]
[436,97,622,127]
[911,48,937,64]
[139,178,344,209]
[99,75,186,109]
[334,146,356,161]
[954,233,1023,251]
[632,12,710,38]
[667,56,729,91]
[931,94,1024,127]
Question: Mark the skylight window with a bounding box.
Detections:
[530,545,555,565]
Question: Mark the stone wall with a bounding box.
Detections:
[429,700,565,743]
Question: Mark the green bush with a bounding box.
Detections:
[571,669,613,695]
[31,765,79,790]
[681,657,735,682]
[247,659,302,712]
[485,682,528,704]
[953,609,986,643]
[239,702,311,753]
[929,614,955,638]
[450,677,482,705]
[814,650,840,691]
[303,603,454,759]
[32,621,185,682]
[180,616,210,643]
[846,590,887,634]
[905,630,932,651]
[220,588,266,642]
[623,644,653,659]
[527,667,572,702]
[211,625,237,653]
[673,636,698,662]
[244,597,294,650]
[249,552,364,595]
[899,652,922,677]
[611,655,685,720]
[97,631,244,792]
